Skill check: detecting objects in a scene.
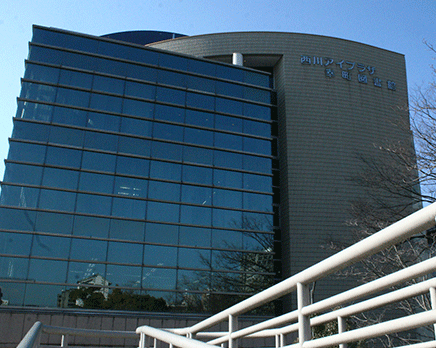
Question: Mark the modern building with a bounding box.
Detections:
[0,25,412,315]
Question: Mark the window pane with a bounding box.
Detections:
[215,133,243,151]
[179,226,211,248]
[147,201,179,223]
[56,87,90,108]
[107,264,142,288]
[244,103,271,121]
[112,197,146,219]
[46,147,82,168]
[114,176,148,198]
[39,189,76,212]
[125,81,156,100]
[186,92,214,110]
[183,146,213,165]
[142,267,176,290]
[243,137,271,156]
[25,63,60,83]
[116,156,149,177]
[215,114,242,133]
[0,185,39,208]
[157,70,186,88]
[182,165,212,185]
[214,150,242,170]
[148,181,180,202]
[75,193,112,216]
[178,248,211,269]
[152,141,182,161]
[125,63,157,83]
[16,101,53,122]
[212,229,243,249]
[35,211,74,235]
[70,238,107,261]
[0,208,36,231]
[213,169,242,189]
[49,126,84,147]
[12,121,49,142]
[8,142,46,164]
[150,161,181,181]
[120,117,152,137]
[153,123,184,142]
[180,205,212,226]
[243,192,272,212]
[89,93,122,113]
[107,241,143,264]
[185,109,214,128]
[118,136,151,157]
[31,235,71,258]
[213,209,242,229]
[154,104,184,123]
[215,98,243,115]
[20,82,56,103]
[92,75,125,95]
[181,185,212,205]
[87,112,120,132]
[28,259,67,282]
[243,173,272,192]
[79,172,114,194]
[184,128,213,146]
[156,86,185,106]
[0,257,29,280]
[123,99,154,118]
[4,163,43,186]
[213,188,242,209]
[0,232,32,256]
[243,155,271,174]
[110,219,145,241]
[143,245,177,266]
[59,69,93,89]
[244,119,271,137]
[82,151,116,173]
[145,223,178,244]
[187,75,215,93]
[42,167,79,190]
[67,261,106,284]
[52,106,87,127]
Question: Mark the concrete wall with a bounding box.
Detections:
[0,307,275,347]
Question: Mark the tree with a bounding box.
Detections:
[325,42,436,347]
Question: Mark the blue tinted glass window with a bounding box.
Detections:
[46,147,81,168]
[0,208,36,231]
[120,117,152,137]
[213,188,242,209]
[114,176,148,198]
[215,114,242,133]
[116,156,149,177]
[107,265,142,288]
[73,215,110,238]
[0,232,32,256]
[184,128,214,147]
[49,126,84,147]
[4,163,43,185]
[188,60,216,77]
[12,121,49,142]
[42,167,79,190]
[154,104,184,123]
[0,185,38,208]
[98,41,159,65]
[181,185,212,205]
[123,99,154,119]
[244,70,270,88]
[25,63,60,83]
[56,88,90,108]
[142,267,176,290]
[183,146,213,165]
[213,169,242,189]
[62,51,98,71]
[147,202,179,223]
[89,93,122,113]
[157,70,186,88]
[76,193,112,216]
[244,87,271,104]
[185,109,214,128]
[35,211,73,235]
[216,98,243,115]
[110,219,145,241]
[82,151,116,173]
[87,112,120,132]
[84,131,118,152]
[79,172,114,194]
[28,45,63,65]
[243,119,270,137]
[243,173,272,192]
[39,189,76,212]
[156,86,185,106]
[70,238,107,261]
[150,161,181,181]
[145,223,178,244]
[107,241,143,264]
[215,133,243,151]
[96,57,127,76]
[243,137,271,155]
[52,106,87,127]
[15,101,53,122]
[212,229,243,249]
[212,209,243,229]
[153,123,184,142]
[214,150,242,170]
[243,155,271,174]
[244,103,271,121]
[125,63,157,83]
[33,28,98,53]
[148,181,180,202]
[31,235,71,258]
[182,165,212,185]
[92,75,125,95]
[143,245,177,267]
[112,197,146,219]
[186,92,215,110]
[118,136,151,157]
[28,259,68,282]
[67,261,106,284]
[216,81,244,99]
[243,212,273,232]
[243,192,272,212]
[180,205,212,226]
[59,69,93,89]
[7,142,46,164]
[20,82,56,103]
[216,64,244,82]
[178,248,211,269]
[151,141,183,161]
[179,226,211,248]
[187,75,215,93]
[125,81,156,100]
[159,53,188,71]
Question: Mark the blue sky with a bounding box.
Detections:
[0,0,435,179]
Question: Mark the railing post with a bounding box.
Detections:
[338,316,347,348]
[297,282,311,346]
[430,287,436,339]
[280,333,285,347]
[229,314,238,348]
[138,332,145,348]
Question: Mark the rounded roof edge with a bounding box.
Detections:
[102,30,186,45]
[148,31,404,56]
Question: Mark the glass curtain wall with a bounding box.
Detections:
[0,26,278,313]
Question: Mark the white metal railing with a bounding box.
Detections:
[16,202,436,348]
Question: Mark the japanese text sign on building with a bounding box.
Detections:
[300,55,396,91]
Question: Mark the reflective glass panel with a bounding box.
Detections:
[215,133,243,151]
[42,167,79,190]
[179,226,211,248]
[67,261,106,284]
[150,161,181,181]
[212,209,243,229]
[185,109,214,128]
[82,151,116,173]
[120,117,152,137]
[186,92,215,110]
[151,141,183,161]
[213,169,242,189]
[20,82,56,103]
[12,121,49,142]
[243,155,271,174]
[215,97,243,115]
[49,126,84,147]
[110,219,145,241]
[35,211,74,235]
[213,188,242,209]
[89,93,123,113]
[7,142,46,164]
[156,86,185,106]
[0,208,36,231]
[243,173,272,192]
[243,119,271,137]
[116,156,149,177]
[52,106,87,127]
[183,146,213,165]
[56,87,90,108]
[243,103,271,121]
[114,176,148,198]
[72,213,110,238]
[0,257,29,280]
[215,114,242,133]
[153,123,184,142]
[79,172,114,194]
[154,104,184,123]
[181,185,212,205]
[87,112,120,132]
[15,101,53,122]
[142,267,176,290]
[46,146,82,169]
[59,69,93,89]
[70,238,107,261]
[125,81,156,100]
[31,234,71,258]
[148,181,180,202]
[0,232,32,256]
[75,193,112,216]
[182,165,212,185]
[25,63,60,83]
[28,259,68,282]
[122,99,154,119]
[243,192,272,212]
[146,202,179,223]
[143,245,177,267]
[212,229,243,249]
[187,75,215,93]
[243,137,271,156]
[145,223,178,244]
[178,248,211,269]
[111,197,146,219]
[0,185,39,208]
[107,241,143,264]
[92,75,125,95]
[180,205,211,226]
[184,128,213,146]
[157,69,186,88]
[107,264,141,288]
[214,150,242,170]
[39,189,76,212]
[4,163,43,186]
[118,136,151,157]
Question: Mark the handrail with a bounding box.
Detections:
[17,322,43,348]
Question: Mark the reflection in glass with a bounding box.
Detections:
[109,219,145,241]
[0,232,32,256]
[145,223,178,244]
[70,238,107,262]
[73,216,110,238]
[107,264,141,288]
[143,245,177,267]
[146,202,179,223]
[111,197,146,219]
[178,248,211,269]
[142,267,176,290]
[35,211,74,235]
[67,261,106,284]
[39,189,76,212]
[107,241,143,265]
[82,151,116,173]
[179,226,211,248]
[28,259,68,282]
[31,235,71,258]
[180,205,212,226]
